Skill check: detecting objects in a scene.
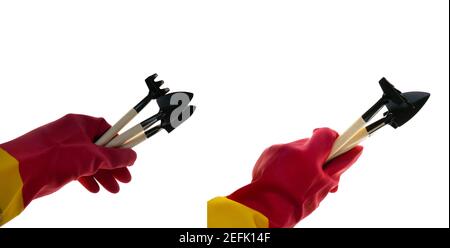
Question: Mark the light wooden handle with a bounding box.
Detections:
[120,132,147,148]
[95,109,138,146]
[328,117,366,160]
[327,127,368,161]
[106,124,144,148]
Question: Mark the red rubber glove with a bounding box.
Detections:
[78,168,133,193]
[228,128,363,228]
[0,114,137,207]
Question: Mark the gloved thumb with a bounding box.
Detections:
[96,146,137,170]
[324,146,363,180]
[306,128,339,162]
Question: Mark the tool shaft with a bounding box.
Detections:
[121,132,147,148]
[327,127,368,162]
[106,124,145,148]
[362,98,386,122]
[328,117,366,160]
[95,108,138,146]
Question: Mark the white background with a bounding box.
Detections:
[0,1,448,228]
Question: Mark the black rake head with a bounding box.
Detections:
[145,73,170,99]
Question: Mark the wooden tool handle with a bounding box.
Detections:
[106,124,145,148]
[120,132,147,148]
[327,127,368,162]
[95,109,138,146]
[328,117,366,160]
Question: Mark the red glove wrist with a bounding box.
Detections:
[228,128,363,228]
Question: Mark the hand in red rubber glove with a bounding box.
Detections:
[0,114,137,207]
[228,128,363,228]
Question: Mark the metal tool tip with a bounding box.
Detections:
[146,73,158,82]
[190,105,196,115]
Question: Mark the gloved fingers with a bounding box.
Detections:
[112,167,132,183]
[306,128,339,162]
[96,146,137,170]
[324,145,363,179]
[94,170,120,193]
[330,185,339,193]
[79,168,131,193]
[78,176,100,193]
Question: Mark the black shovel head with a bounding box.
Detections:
[385,91,430,128]
[156,91,194,111]
[161,105,196,133]
[145,73,170,99]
